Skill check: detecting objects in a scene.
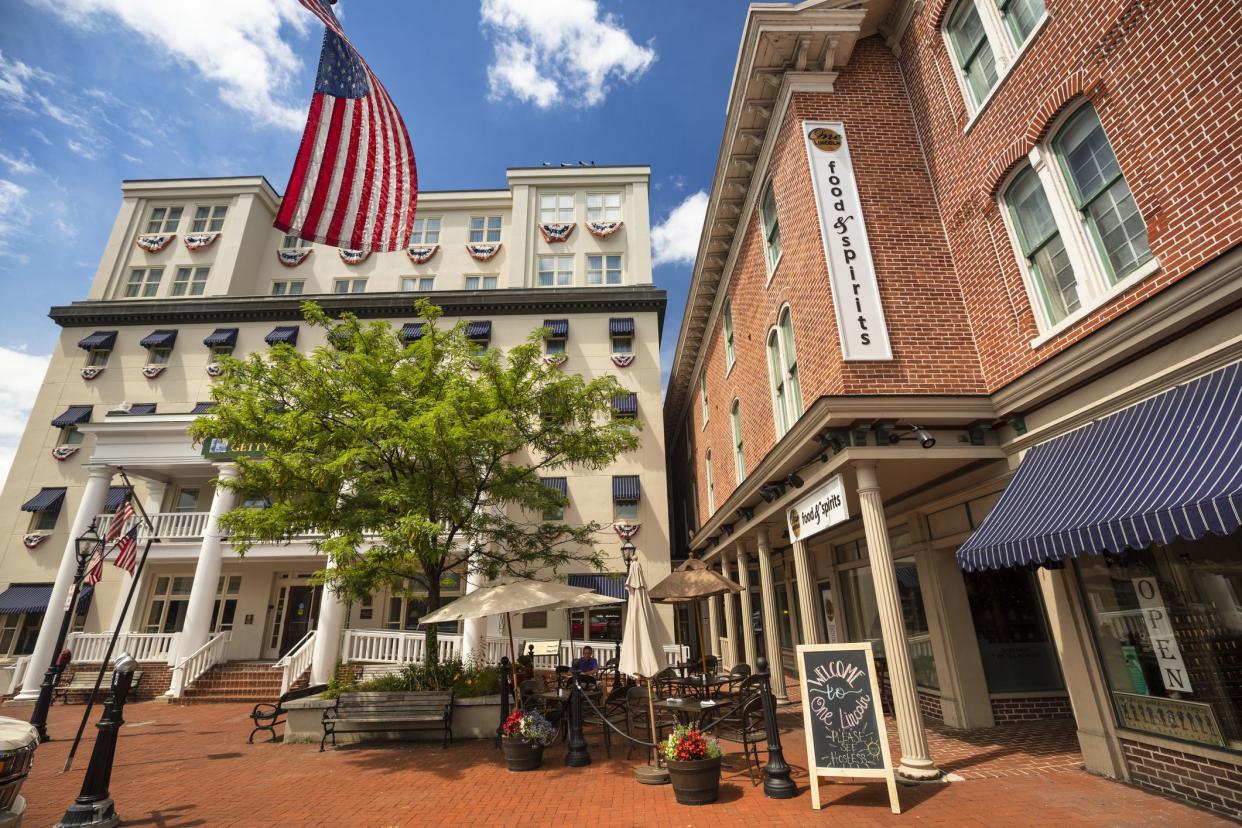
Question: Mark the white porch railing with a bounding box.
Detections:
[167,631,231,698]
[67,632,176,665]
[3,656,30,696]
[274,630,316,694]
[97,511,211,541]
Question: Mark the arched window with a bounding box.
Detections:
[942,0,1047,114]
[722,300,736,372]
[767,306,803,438]
[730,399,745,483]
[760,180,782,273]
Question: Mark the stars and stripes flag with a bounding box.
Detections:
[106,497,136,544]
[85,542,106,587]
[274,0,417,253]
[113,526,139,576]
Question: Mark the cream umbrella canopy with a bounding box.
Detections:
[618,560,665,679]
[648,556,742,678]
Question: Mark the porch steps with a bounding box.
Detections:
[180,660,307,704]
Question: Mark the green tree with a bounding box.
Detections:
[188,301,640,659]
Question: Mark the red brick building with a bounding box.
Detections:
[664,0,1241,818]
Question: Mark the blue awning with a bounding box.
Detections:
[21,488,66,513]
[190,402,216,414]
[609,318,634,336]
[204,328,238,347]
[77,331,117,351]
[543,319,569,338]
[139,329,177,349]
[612,475,640,501]
[568,573,627,601]
[0,584,94,616]
[51,405,92,428]
[103,486,133,511]
[958,361,1242,572]
[266,326,299,346]
[127,403,157,415]
[542,477,568,496]
[611,393,638,416]
[401,322,425,342]
[466,321,491,341]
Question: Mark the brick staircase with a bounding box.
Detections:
[179,661,307,704]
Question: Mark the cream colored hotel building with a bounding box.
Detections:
[0,166,672,700]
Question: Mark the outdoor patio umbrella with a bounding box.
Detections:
[648,556,742,679]
[617,560,666,777]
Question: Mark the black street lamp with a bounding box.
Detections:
[755,655,796,798]
[30,521,103,742]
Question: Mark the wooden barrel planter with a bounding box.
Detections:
[666,756,723,805]
[501,738,544,772]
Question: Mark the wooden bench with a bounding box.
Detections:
[248,683,328,743]
[54,670,144,705]
[321,690,454,751]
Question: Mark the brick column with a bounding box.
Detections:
[755,528,786,699]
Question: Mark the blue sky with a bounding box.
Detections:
[0,0,753,481]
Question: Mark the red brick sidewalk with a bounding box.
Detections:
[20,701,1225,827]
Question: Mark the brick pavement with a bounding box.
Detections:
[19,701,1229,827]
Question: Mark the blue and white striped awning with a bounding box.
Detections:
[266,326,299,346]
[542,477,568,496]
[568,573,627,601]
[401,322,425,342]
[612,475,641,501]
[611,393,638,416]
[21,488,66,513]
[0,584,54,615]
[466,321,492,341]
[103,486,133,511]
[139,329,177,349]
[203,328,238,347]
[128,403,157,415]
[609,318,634,336]
[958,361,1242,572]
[190,402,216,415]
[77,331,117,351]
[543,319,569,338]
[51,405,92,427]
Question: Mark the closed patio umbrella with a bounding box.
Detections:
[648,556,742,679]
[618,560,667,777]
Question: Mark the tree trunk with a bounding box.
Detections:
[425,576,442,668]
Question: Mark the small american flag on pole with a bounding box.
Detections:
[113,526,139,576]
[274,0,417,253]
[106,497,136,544]
[85,542,106,587]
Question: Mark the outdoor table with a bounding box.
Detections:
[667,675,729,698]
[652,697,725,729]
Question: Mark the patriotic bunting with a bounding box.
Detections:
[81,367,105,381]
[51,446,80,462]
[538,223,575,243]
[339,248,371,265]
[135,234,174,253]
[466,243,501,261]
[612,523,641,540]
[542,354,568,368]
[184,233,219,251]
[540,526,564,541]
[406,245,438,264]
[610,354,635,368]
[206,363,225,377]
[142,365,166,379]
[23,533,50,550]
[586,221,623,238]
[277,248,313,267]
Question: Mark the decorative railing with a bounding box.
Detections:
[96,511,211,541]
[274,630,316,694]
[4,656,30,696]
[67,632,176,665]
[167,631,231,698]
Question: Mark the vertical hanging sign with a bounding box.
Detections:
[802,122,893,361]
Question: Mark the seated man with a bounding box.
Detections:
[571,646,600,685]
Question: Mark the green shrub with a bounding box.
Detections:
[324,657,501,699]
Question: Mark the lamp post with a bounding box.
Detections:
[756,655,796,799]
[615,540,637,690]
[30,522,103,742]
[56,652,136,828]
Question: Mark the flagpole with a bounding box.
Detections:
[62,469,156,773]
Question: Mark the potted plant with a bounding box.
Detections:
[659,725,725,805]
[500,710,555,772]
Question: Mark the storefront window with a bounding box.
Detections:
[775,589,793,648]
[964,567,1063,692]
[570,607,623,641]
[1078,535,1241,753]
[839,567,883,656]
[896,564,938,690]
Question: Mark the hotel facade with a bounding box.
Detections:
[664,0,1240,819]
[0,165,672,702]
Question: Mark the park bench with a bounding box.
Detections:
[248,683,328,743]
[54,669,143,705]
[321,690,454,751]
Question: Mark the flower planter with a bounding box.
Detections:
[501,737,544,772]
[666,756,723,805]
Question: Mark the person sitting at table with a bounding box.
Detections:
[572,646,600,685]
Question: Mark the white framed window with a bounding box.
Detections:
[210,344,233,360]
[334,278,367,294]
[614,499,639,522]
[730,399,745,484]
[537,255,573,287]
[766,306,803,438]
[410,216,441,244]
[401,276,435,292]
[145,206,182,234]
[722,300,736,372]
[0,612,41,657]
[545,336,566,356]
[699,370,709,427]
[539,194,574,223]
[705,449,715,514]
[586,193,621,221]
[999,103,1153,333]
[611,334,632,354]
[760,180,782,274]
[146,346,171,367]
[469,216,502,243]
[586,254,622,286]
[171,266,209,297]
[124,267,163,298]
[30,506,59,532]
[59,424,85,447]
[280,235,312,250]
[271,280,305,296]
[943,0,1047,115]
[87,348,110,368]
[191,205,228,233]
[465,275,498,291]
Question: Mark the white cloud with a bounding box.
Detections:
[0,50,49,103]
[66,138,99,160]
[0,346,51,490]
[481,0,655,108]
[32,0,312,130]
[0,179,34,264]
[651,190,708,266]
[0,149,38,176]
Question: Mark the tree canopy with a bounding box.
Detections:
[188,300,641,621]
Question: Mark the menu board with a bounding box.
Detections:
[796,643,900,813]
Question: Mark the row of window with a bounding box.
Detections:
[123,266,210,298]
[538,192,623,223]
[944,0,1046,116]
[539,475,641,522]
[145,204,228,235]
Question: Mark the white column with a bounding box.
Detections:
[17,466,114,700]
[310,556,346,686]
[791,539,824,646]
[719,554,739,669]
[782,566,801,647]
[176,464,237,662]
[735,545,758,669]
[856,462,940,780]
[461,549,485,661]
[707,588,722,661]
[110,479,166,633]
[755,529,787,699]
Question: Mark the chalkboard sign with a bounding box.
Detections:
[796,642,900,813]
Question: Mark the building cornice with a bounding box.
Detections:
[49,286,667,333]
[122,176,281,213]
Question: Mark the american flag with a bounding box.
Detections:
[274,0,417,253]
[106,497,136,544]
[113,526,139,576]
[85,542,106,586]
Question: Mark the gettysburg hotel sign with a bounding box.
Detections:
[803,122,893,361]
